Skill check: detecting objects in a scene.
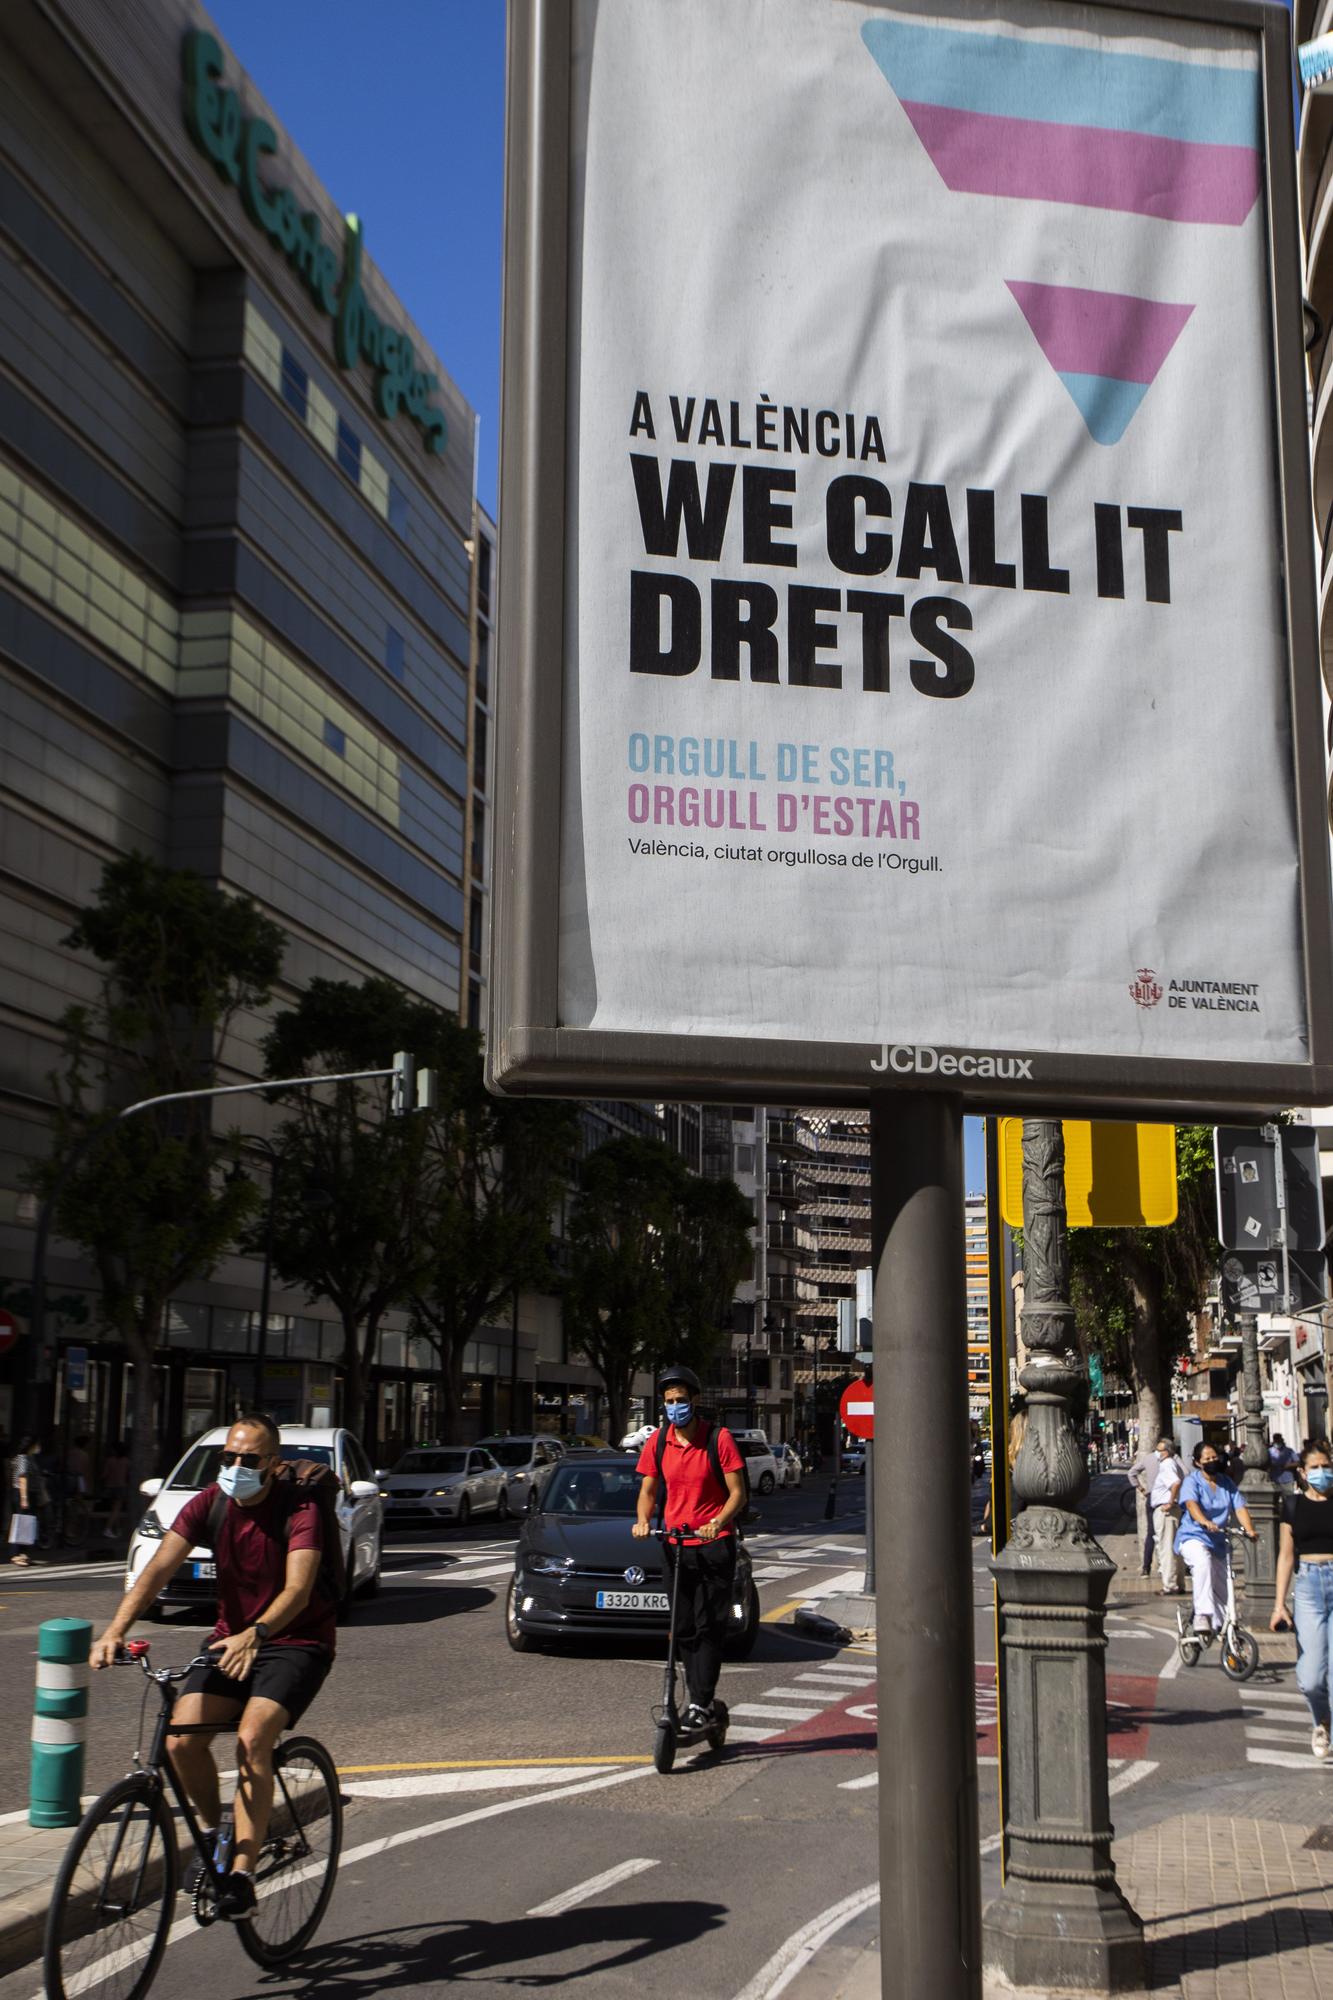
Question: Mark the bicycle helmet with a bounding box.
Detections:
[657,1364,702,1395]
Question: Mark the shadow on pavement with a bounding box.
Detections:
[347,1588,497,1627]
[265,1899,728,1991]
[1148,1899,1333,1987]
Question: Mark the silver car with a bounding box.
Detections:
[379,1446,509,1527]
[477,1435,564,1513]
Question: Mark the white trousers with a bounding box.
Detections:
[1180,1537,1228,1630]
[1153,1506,1184,1590]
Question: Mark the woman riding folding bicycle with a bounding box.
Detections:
[1175,1439,1258,1644]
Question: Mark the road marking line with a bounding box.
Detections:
[1244,1725,1313,1745]
[761,1685,859,1704]
[527,1857,659,1917]
[1108,1759,1157,1796]
[1158,1646,1183,1680]
[730,1702,821,1723]
[792,1672,876,1688]
[838,1772,878,1790]
[346,1768,610,1799]
[423,1562,515,1582]
[337,1757,649,1773]
[1247,1747,1320,1770]
[1240,1690,1307,1706]
[760,1598,806,1624]
[791,1660,875,1676]
[732,1883,880,2000]
[29,1763,659,2000]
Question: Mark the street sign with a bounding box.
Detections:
[65,1345,88,1395]
[0,1309,18,1356]
[998,1121,1177,1228]
[1215,1126,1325,1251]
[1220,1248,1326,1317]
[841,1377,875,1441]
[491,0,1333,1116]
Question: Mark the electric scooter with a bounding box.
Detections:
[651,1526,730,1773]
[1176,1530,1260,1681]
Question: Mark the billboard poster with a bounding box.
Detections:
[492,0,1333,1109]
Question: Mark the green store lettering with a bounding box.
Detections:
[182,30,447,458]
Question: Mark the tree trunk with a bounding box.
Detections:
[124,1313,162,1499]
[602,1361,636,1447]
[340,1309,367,1443]
[441,1340,467,1444]
[1124,1245,1166,1444]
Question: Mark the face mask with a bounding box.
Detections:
[218,1462,266,1502]
[1309,1469,1333,1494]
[666,1401,693,1427]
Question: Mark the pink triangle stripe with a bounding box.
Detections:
[1006,281,1194,385]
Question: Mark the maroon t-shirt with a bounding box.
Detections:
[173,1483,336,1655]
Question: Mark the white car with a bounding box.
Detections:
[734,1435,780,1495]
[773,1442,803,1488]
[620,1424,655,1452]
[125,1425,383,1614]
[378,1444,510,1527]
[477,1434,565,1513]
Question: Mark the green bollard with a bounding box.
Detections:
[30,1618,92,1828]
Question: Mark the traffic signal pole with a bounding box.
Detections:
[872,1092,980,2000]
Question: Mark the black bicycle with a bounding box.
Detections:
[44,1641,342,2000]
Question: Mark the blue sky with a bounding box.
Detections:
[210,1,507,514]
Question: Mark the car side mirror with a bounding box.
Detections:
[373,1468,387,1481]
[349,1480,379,1501]
[139,1477,163,1498]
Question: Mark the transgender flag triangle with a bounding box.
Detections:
[1005,282,1193,444]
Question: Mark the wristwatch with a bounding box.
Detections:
[252,1621,270,1643]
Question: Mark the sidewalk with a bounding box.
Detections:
[788,1476,1328,1998]
[0,1816,84,1974]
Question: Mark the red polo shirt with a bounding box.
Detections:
[174,1482,335,1655]
[637,1421,743,1535]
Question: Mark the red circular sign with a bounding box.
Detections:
[0,1309,20,1356]
[840,1377,874,1441]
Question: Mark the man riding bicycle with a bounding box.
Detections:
[90,1414,334,1919]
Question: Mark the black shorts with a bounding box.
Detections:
[176,1644,331,1728]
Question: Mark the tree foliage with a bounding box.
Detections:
[36,856,285,1485]
[1067,1125,1218,1440]
[563,1137,754,1442]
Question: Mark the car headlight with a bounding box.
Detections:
[526,1552,572,1575]
[379,1488,391,1498]
[431,1488,456,1497]
[136,1512,166,1541]
[512,1471,526,1481]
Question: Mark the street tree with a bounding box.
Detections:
[1067,1125,1218,1444]
[260,977,438,1441]
[564,1137,753,1442]
[407,1021,576,1442]
[36,855,284,1489]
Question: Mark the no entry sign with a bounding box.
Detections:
[0,1308,19,1355]
[841,1377,875,1441]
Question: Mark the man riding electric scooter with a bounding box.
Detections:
[633,1366,747,1732]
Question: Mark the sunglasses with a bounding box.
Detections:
[220,1449,267,1469]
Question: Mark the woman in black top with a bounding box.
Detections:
[1273,1439,1333,1761]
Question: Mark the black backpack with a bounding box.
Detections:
[653,1419,753,1524]
[206,1458,347,1606]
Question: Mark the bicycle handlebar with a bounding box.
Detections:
[115,1644,215,1683]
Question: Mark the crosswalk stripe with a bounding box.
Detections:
[1245,1725,1313,1745]
[730,1702,821,1723]
[1248,1747,1318,1770]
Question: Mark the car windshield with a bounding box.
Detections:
[167,1441,334,1488]
[394,1451,467,1476]
[482,1442,534,1468]
[544,1463,640,1515]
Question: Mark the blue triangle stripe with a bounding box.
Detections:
[1056,372,1151,445]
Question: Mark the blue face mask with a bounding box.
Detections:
[1309,1468,1333,1494]
[666,1401,693,1427]
[218,1462,266,1503]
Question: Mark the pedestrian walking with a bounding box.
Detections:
[1128,1437,1157,1577]
[1148,1434,1186,1594]
[980,1403,1027,1538]
[1176,1440,1258,1639]
[1272,1440,1333,1758]
[1268,1437,1299,1492]
[7,1434,44,1567]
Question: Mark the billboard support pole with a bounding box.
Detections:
[983,1120,1144,1991]
[1239,1312,1280,1620]
[872,1092,979,1999]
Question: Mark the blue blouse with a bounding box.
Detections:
[1175,1468,1239,1549]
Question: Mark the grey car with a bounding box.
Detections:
[477,1434,564,1514]
[378,1446,509,1527]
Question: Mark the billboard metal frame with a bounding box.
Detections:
[490,0,1333,1118]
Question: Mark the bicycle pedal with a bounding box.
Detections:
[191,1883,218,1927]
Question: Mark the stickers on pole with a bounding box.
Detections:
[998,1121,1177,1228]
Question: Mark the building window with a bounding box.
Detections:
[477,536,492,615]
[281,348,309,421]
[471,799,485,878]
[472,710,487,794]
[336,417,362,483]
[385,626,406,678]
[389,479,409,536]
[475,624,489,699]
[322,718,347,755]
[467,982,481,1029]
[469,897,483,973]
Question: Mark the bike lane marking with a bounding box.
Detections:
[526,1857,659,1917]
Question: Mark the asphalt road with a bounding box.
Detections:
[0,1475,1319,1998]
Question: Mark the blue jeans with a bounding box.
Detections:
[1293,1562,1333,1728]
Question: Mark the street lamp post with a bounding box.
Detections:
[983,1119,1144,1993]
[1238,1311,1279,1620]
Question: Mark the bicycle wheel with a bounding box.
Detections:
[1221,1628,1261,1683]
[44,1775,178,2000]
[236,1735,342,1967]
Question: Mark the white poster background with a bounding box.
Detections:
[559,0,1307,1065]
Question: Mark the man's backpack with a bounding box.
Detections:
[653,1419,753,1524]
[206,1458,347,1607]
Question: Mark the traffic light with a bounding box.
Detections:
[391,1050,415,1115]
